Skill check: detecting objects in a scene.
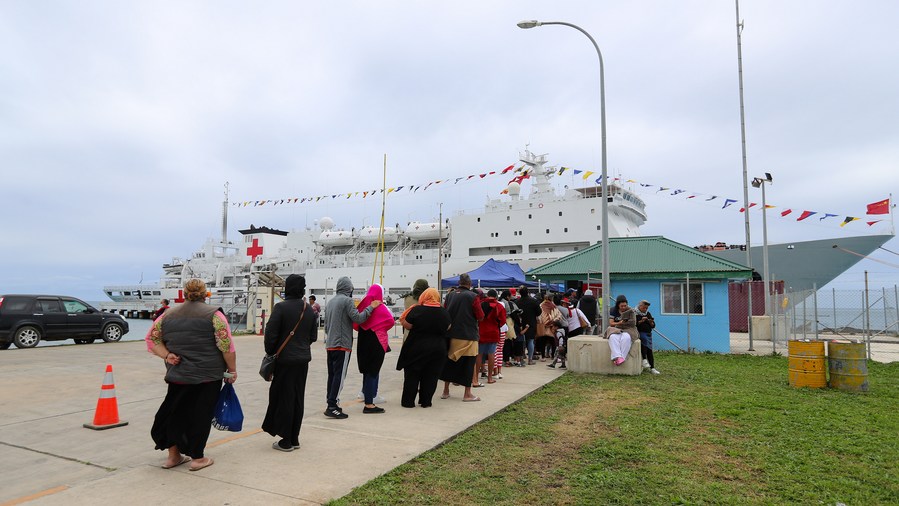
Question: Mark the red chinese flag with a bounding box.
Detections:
[866,198,890,215]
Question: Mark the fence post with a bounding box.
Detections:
[864,271,871,360]
[813,284,818,341]
[686,273,691,353]
[884,287,889,333]
[790,290,796,340]
[895,285,899,337]
[802,292,808,340]
[832,288,837,332]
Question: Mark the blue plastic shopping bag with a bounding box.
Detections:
[211,383,243,432]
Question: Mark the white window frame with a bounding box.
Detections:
[660,282,705,315]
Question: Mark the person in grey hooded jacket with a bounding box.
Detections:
[323,276,379,419]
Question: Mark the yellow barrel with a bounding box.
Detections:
[788,340,827,388]
[828,341,869,392]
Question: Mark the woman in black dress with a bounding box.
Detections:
[262,274,317,451]
[396,288,451,408]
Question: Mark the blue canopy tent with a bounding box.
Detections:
[441,259,542,288]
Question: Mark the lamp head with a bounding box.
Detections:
[517,20,541,29]
[764,172,773,182]
[751,178,762,188]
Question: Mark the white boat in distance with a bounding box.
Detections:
[102,148,647,318]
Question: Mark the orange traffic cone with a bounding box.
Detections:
[83,364,129,430]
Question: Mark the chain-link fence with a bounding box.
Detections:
[742,284,899,359]
[778,286,899,337]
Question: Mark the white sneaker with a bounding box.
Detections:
[650,368,661,375]
[642,359,650,369]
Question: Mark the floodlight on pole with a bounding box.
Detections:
[752,173,774,352]
[517,19,611,333]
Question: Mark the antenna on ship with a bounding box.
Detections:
[222,182,230,245]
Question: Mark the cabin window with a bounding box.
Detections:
[546,229,550,234]
[477,218,481,222]
[564,228,569,233]
[597,225,601,230]
[558,211,563,217]
[509,249,517,254]
[660,282,704,315]
[591,209,595,214]
[507,216,510,221]
[528,214,532,219]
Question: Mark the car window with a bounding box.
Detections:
[63,299,89,313]
[38,299,63,313]
[1,297,31,311]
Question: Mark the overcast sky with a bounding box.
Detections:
[2,0,897,302]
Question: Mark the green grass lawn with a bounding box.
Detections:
[332,353,899,505]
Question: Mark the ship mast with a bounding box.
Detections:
[372,155,387,286]
[222,181,229,245]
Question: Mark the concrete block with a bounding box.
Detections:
[567,335,642,375]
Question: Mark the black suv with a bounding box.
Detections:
[0,295,130,349]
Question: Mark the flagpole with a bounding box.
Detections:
[887,193,896,235]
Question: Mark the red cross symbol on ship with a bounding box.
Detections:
[246,238,264,263]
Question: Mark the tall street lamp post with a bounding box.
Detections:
[518,19,611,333]
[752,173,774,351]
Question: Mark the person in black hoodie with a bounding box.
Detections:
[516,286,540,365]
[262,274,318,452]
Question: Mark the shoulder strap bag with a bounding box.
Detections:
[259,302,306,381]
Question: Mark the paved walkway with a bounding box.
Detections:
[0,333,563,505]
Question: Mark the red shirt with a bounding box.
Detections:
[477,298,507,344]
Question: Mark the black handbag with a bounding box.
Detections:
[259,302,306,381]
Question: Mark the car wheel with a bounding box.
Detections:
[0,342,11,350]
[102,323,124,343]
[14,326,42,348]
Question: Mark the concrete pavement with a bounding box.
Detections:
[0,333,563,505]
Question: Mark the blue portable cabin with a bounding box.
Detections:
[526,236,752,352]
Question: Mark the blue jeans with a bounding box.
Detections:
[526,338,535,361]
[362,373,379,404]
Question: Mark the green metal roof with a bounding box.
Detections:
[526,236,753,281]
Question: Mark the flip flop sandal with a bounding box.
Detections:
[472,383,485,388]
[161,455,191,469]
[189,457,214,472]
[462,396,481,402]
[440,393,450,399]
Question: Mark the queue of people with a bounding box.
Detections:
[145,276,660,468]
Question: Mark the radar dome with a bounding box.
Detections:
[507,182,521,195]
[319,217,335,230]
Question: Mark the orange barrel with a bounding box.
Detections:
[787,340,827,388]
[828,341,869,392]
